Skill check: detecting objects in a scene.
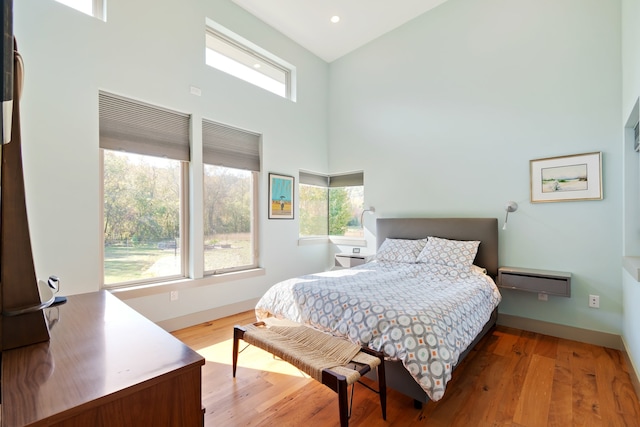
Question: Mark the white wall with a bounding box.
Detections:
[14,0,330,324]
[329,0,623,334]
[622,0,640,378]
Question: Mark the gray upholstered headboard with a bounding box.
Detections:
[376,218,499,278]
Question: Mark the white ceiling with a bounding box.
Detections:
[231,0,450,63]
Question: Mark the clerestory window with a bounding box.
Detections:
[205,19,295,100]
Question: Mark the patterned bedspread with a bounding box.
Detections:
[255,261,502,401]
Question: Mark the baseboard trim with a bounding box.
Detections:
[622,337,640,403]
[497,313,624,350]
[157,298,259,332]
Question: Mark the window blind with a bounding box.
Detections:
[329,172,363,187]
[99,92,190,161]
[299,171,329,187]
[202,119,261,171]
[299,171,363,187]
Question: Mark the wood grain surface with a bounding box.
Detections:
[173,310,640,427]
[2,291,204,426]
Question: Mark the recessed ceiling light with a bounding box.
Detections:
[330,15,340,24]
[253,63,261,69]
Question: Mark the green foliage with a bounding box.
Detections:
[299,185,328,236]
[299,185,364,237]
[103,151,180,245]
[203,165,252,236]
[329,188,351,236]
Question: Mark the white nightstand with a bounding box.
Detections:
[334,253,374,269]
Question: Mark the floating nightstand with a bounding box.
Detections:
[334,253,373,269]
[498,267,571,297]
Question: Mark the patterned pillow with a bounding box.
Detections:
[416,236,480,270]
[376,238,427,263]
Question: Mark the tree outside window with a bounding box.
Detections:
[299,172,364,238]
[103,151,183,285]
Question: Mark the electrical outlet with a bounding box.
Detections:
[170,290,179,302]
[589,294,599,308]
[538,293,548,301]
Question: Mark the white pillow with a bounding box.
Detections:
[416,236,480,270]
[376,238,427,263]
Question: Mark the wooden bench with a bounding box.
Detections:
[232,321,387,426]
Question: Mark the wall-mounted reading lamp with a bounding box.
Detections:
[502,201,518,230]
[360,206,375,227]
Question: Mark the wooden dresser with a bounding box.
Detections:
[1,291,205,426]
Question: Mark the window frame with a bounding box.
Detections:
[205,18,296,101]
[99,91,191,289]
[298,171,366,245]
[202,166,260,276]
[54,0,106,20]
[100,150,190,288]
[201,118,261,276]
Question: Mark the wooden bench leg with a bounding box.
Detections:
[361,347,387,421]
[378,358,387,420]
[232,325,245,378]
[337,378,349,427]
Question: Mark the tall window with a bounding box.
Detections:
[54,0,105,20]
[205,19,295,100]
[100,92,189,286]
[203,119,260,274]
[299,172,364,239]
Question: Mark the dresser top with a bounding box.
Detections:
[1,290,204,426]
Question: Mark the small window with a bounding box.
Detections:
[54,0,105,20]
[299,172,365,238]
[205,19,295,100]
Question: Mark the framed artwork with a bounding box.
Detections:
[268,173,294,219]
[530,152,602,203]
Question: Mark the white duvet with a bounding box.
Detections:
[255,260,501,401]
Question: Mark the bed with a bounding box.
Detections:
[255,217,501,406]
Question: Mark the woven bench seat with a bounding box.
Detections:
[232,321,387,427]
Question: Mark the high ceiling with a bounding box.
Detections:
[231,0,450,63]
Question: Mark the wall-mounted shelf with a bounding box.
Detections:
[498,266,571,297]
[335,253,373,269]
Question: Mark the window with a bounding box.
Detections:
[205,19,295,100]
[54,0,105,20]
[299,172,364,239]
[203,119,260,274]
[99,92,189,286]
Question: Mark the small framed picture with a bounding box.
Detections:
[352,248,360,254]
[268,173,294,219]
[530,152,602,203]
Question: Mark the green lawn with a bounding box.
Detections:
[104,243,180,284]
[104,237,253,284]
[204,239,252,272]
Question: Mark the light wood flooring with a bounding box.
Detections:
[172,311,640,427]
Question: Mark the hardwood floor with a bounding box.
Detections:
[172,311,640,427]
